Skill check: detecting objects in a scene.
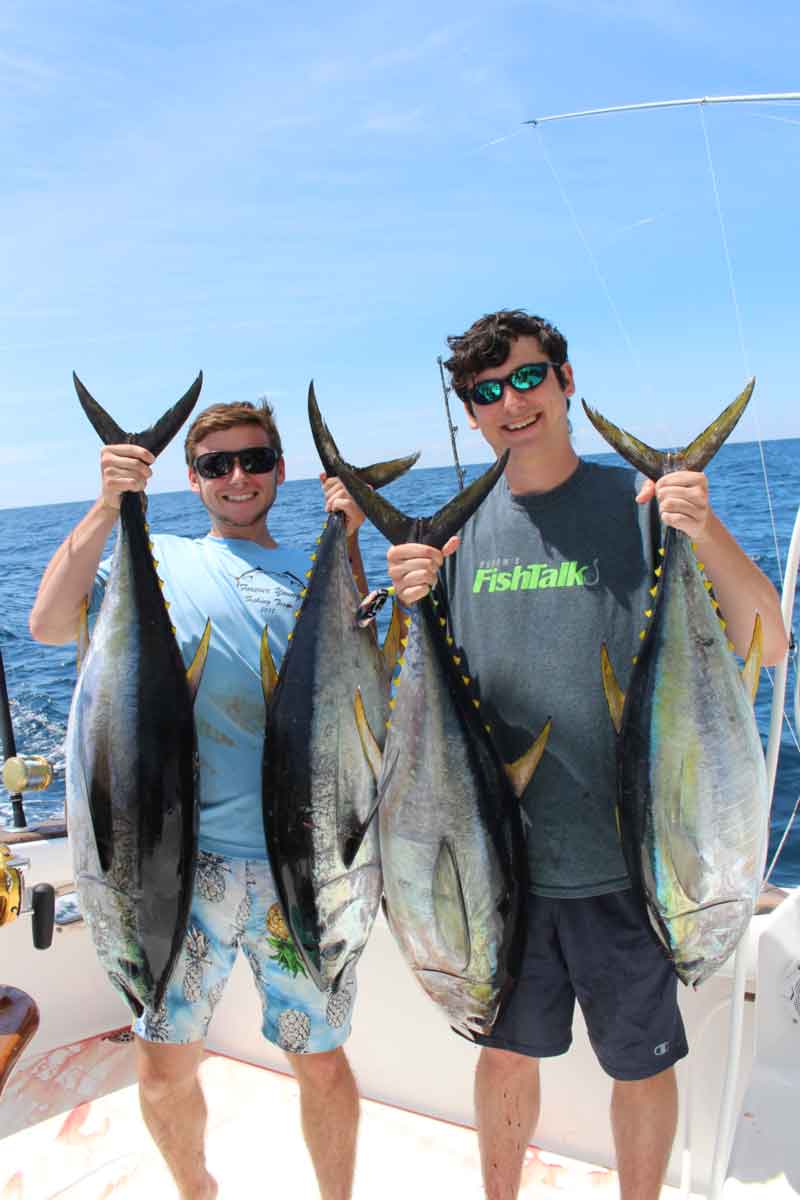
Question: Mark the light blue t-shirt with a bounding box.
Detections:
[92,533,309,859]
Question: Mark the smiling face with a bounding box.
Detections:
[188,422,285,545]
[465,334,579,493]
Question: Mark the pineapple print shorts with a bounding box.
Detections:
[133,851,356,1054]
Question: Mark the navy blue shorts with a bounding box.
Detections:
[475,890,688,1081]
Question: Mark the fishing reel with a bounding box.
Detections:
[2,755,54,798]
[0,844,55,949]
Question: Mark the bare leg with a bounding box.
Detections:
[611,1067,678,1200]
[287,1046,360,1200]
[135,1036,217,1200]
[474,1046,541,1200]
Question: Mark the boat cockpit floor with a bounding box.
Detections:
[1,1027,659,1199]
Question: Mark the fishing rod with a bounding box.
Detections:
[525,91,800,125]
[0,644,54,831]
[437,356,465,491]
[0,647,26,829]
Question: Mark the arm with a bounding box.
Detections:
[320,475,370,597]
[29,444,155,645]
[637,472,789,667]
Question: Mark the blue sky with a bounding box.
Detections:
[2,0,799,508]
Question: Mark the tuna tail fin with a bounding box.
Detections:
[581,401,666,480]
[333,447,509,549]
[310,382,508,546]
[600,644,626,734]
[741,612,763,704]
[504,718,552,798]
[308,381,419,486]
[682,379,754,472]
[582,379,754,479]
[73,372,203,457]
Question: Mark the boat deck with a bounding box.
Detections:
[1,1026,645,1199]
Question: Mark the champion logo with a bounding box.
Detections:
[654,1041,670,1056]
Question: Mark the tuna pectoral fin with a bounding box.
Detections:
[186,620,211,702]
[682,379,755,472]
[341,689,385,868]
[600,645,626,734]
[77,597,90,673]
[432,840,471,972]
[741,612,763,704]
[259,627,279,702]
[504,718,552,798]
[353,688,382,783]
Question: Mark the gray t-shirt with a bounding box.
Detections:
[441,460,660,899]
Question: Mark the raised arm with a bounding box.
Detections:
[638,472,789,667]
[320,474,370,597]
[29,444,154,645]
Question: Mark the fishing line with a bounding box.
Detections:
[697,103,785,583]
[532,125,648,385]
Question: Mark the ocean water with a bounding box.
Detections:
[1,439,798,887]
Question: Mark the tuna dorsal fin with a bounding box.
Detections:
[381,598,404,677]
[260,627,279,702]
[307,381,419,485]
[741,612,763,704]
[76,596,90,673]
[432,839,471,972]
[504,718,552,798]
[600,644,626,734]
[681,379,755,472]
[332,449,509,549]
[186,620,211,702]
[73,372,203,457]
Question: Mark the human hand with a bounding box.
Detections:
[320,473,366,536]
[636,471,712,542]
[100,444,154,511]
[387,537,460,605]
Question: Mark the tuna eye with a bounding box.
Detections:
[321,941,345,961]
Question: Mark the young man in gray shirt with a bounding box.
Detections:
[387,309,787,1200]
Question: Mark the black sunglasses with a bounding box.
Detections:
[471,361,560,407]
[193,446,280,480]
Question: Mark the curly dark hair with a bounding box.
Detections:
[444,310,569,412]
[184,398,282,465]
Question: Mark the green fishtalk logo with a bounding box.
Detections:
[472,559,599,593]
